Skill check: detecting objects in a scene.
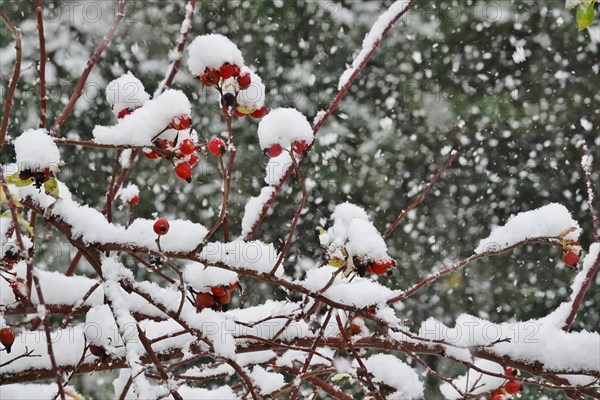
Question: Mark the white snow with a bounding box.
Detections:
[440,358,505,399]
[187,34,244,77]
[118,184,139,204]
[356,354,424,399]
[346,218,389,261]
[183,262,238,292]
[0,384,82,400]
[105,72,150,115]
[338,1,411,89]
[14,129,61,172]
[264,152,293,185]
[475,203,581,254]
[249,365,285,395]
[257,107,313,150]
[93,89,191,146]
[240,187,276,238]
[512,45,527,64]
[199,240,280,276]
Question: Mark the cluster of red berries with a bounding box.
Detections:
[0,327,16,353]
[10,277,27,301]
[263,140,310,158]
[490,368,521,399]
[143,125,200,183]
[562,240,581,268]
[195,282,239,312]
[353,257,396,277]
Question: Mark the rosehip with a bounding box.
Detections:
[228,281,239,291]
[292,140,309,155]
[171,115,191,131]
[220,63,235,79]
[153,218,170,235]
[237,73,251,89]
[505,367,518,377]
[0,327,16,354]
[491,395,506,400]
[179,139,196,155]
[211,287,226,297]
[89,344,106,358]
[369,262,387,275]
[563,252,579,267]
[251,106,268,119]
[350,322,362,335]
[216,291,231,305]
[143,150,160,160]
[266,144,283,158]
[196,292,215,310]
[208,138,227,156]
[201,68,220,86]
[175,162,193,183]
[128,195,139,206]
[233,108,247,117]
[188,153,199,167]
[504,380,520,395]
[230,64,241,77]
[118,108,132,119]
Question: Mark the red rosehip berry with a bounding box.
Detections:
[504,380,520,394]
[491,395,506,400]
[505,367,518,377]
[230,64,241,77]
[369,262,388,275]
[350,322,362,335]
[266,144,283,158]
[196,292,215,310]
[0,327,16,354]
[171,115,191,131]
[233,108,247,117]
[117,108,132,119]
[220,63,235,79]
[251,106,268,119]
[89,344,106,358]
[228,281,239,291]
[153,218,170,235]
[216,291,231,305]
[175,162,193,182]
[208,138,227,156]
[188,153,199,167]
[211,287,227,297]
[179,139,196,155]
[563,252,580,267]
[292,140,309,155]
[201,68,220,87]
[128,195,139,206]
[237,73,251,89]
[143,150,161,160]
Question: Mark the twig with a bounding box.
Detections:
[32,274,66,400]
[0,347,40,368]
[0,11,22,151]
[384,151,458,238]
[34,0,47,128]
[50,0,128,135]
[59,282,102,329]
[580,141,598,242]
[270,154,308,275]
[563,249,600,331]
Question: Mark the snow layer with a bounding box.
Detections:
[0,384,82,400]
[105,72,150,115]
[199,240,280,276]
[93,89,191,146]
[183,262,238,292]
[356,354,424,399]
[475,203,580,254]
[118,184,139,204]
[257,107,313,149]
[14,129,61,172]
[249,366,285,395]
[240,187,276,238]
[440,358,504,399]
[187,34,244,77]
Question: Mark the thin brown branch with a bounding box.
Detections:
[34,0,47,128]
[563,248,600,331]
[0,347,40,368]
[59,282,102,329]
[50,0,128,135]
[384,151,458,238]
[581,141,599,243]
[0,11,22,151]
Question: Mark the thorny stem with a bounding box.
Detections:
[34,0,47,128]
[0,11,22,152]
[51,0,128,135]
[384,151,458,238]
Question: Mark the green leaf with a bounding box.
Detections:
[5,172,33,187]
[577,3,596,30]
[331,373,350,382]
[44,177,60,199]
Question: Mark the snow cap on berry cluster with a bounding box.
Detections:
[187,34,245,77]
[321,202,389,262]
[234,68,266,111]
[118,184,139,204]
[93,89,191,146]
[14,129,62,173]
[183,262,238,293]
[105,72,150,115]
[257,108,313,149]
